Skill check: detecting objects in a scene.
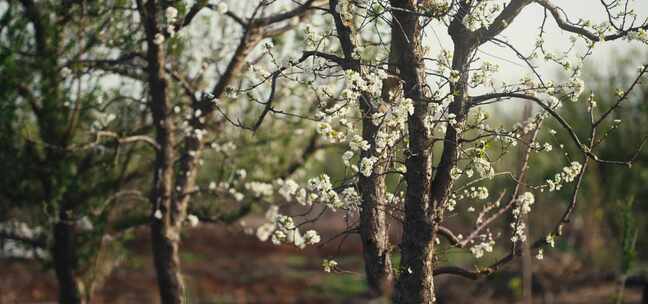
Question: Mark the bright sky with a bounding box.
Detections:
[482,0,648,82]
[417,0,648,117]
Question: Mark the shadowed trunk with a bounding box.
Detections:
[53,212,84,304]
[150,214,184,304]
[140,0,184,302]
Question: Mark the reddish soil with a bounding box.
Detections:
[0,222,643,304]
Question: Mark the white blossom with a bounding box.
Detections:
[304,230,321,245]
[153,33,165,45]
[216,2,229,14]
[359,156,378,177]
[322,259,338,272]
[187,214,199,227]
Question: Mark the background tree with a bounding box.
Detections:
[130,1,326,302]
[0,1,152,303]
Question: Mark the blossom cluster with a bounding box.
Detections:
[511,192,535,243]
[256,206,321,249]
[545,161,583,192]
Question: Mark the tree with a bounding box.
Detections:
[244,0,648,303]
[1,1,151,303]
[131,1,325,303]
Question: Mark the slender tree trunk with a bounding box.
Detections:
[327,0,395,295]
[150,213,185,304]
[140,0,184,303]
[520,104,533,304]
[358,115,393,297]
[53,211,84,304]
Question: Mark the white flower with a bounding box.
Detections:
[256,223,275,242]
[153,209,163,219]
[342,150,354,166]
[543,143,553,152]
[544,95,561,109]
[322,259,338,272]
[154,33,165,45]
[271,230,287,245]
[546,234,556,247]
[187,214,199,227]
[277,179,299,201]
[359,156,378,177]
[447,113,457,126]
[466,186,489,200]
[304,230,321,245]
[208,181,217,190]
[449,69,461,83]
[349,135,370,151]
[536,249,544,260]
[470,234,495,259]
[446,198,457,211]
[568,77,585,101]
[514,192,535,216]
[165,7,178,21]
[473,157,494,178]
[76,216,94,231]
[265,205,279,221]
[340,188,361,210]
[450,167,463,180]
[216,2,229,14]
[60,67,72,78]
[245,181,274,197]
[236,169,247,180]
[233,192,245,201]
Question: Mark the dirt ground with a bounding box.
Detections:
[0,222,643,304]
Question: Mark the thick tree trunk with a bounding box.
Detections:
[53,214,84,304]
[394,221,436,303]
[388,0,437,302]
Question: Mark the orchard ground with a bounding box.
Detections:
[0,213,643,304]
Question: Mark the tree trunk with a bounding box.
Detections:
[358,118,393,296]
[140,0,184,302]
[327,0,395,295]
[520,104,533,304]
[151,216,185,304]
[388,0,437,302]
[53,214,84,304]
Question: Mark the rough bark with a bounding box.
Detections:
[389,0,436,303]
[358,103,393,297]
[327,0,395,296]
